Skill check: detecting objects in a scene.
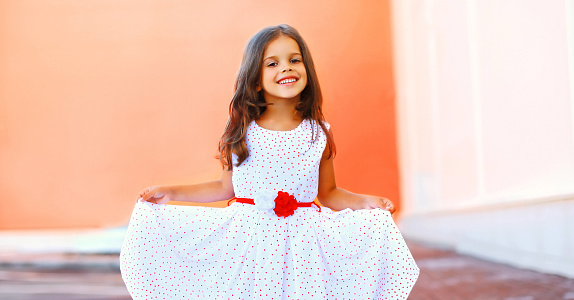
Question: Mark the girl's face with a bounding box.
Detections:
[259,36,308,103]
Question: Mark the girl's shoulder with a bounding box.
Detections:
[306,119,331,143]
[312,119,331,132]
[301,118,329,130]
[322,120,331,130]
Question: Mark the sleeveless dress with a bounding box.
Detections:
[120,119,419,299]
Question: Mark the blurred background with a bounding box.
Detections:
[1,0,573,298]
[393,0,574,278]
[0,0,398,229]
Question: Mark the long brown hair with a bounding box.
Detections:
[218,24,335,170]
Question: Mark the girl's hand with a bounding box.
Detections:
[137,186,173,204]
[363,195,396,214]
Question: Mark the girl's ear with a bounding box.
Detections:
[256,84,262,92]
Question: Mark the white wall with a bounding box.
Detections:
[392,0,574,277]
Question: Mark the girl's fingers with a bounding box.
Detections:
[382,198,396,214]
[135,186,171,204]
[137,186,159,202]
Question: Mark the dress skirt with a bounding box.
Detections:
[120,202,419,299]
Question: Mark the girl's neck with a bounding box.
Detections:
[257,98,303,129]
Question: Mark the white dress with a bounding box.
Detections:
[120,119,419,299]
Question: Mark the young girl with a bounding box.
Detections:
[120,24,419,299]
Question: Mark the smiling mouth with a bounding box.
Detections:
[277,78,298,84]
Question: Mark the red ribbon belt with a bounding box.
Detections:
[228,191,321,218]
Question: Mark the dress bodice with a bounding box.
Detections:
[232,119,328,203]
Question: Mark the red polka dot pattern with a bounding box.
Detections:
[232,120,323,203]
[120,120,419,299]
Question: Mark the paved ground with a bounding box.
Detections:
[0,241,573,299]
[0,253,129,300]
[407,242,574,300]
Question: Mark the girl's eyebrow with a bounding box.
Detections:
[263,53,302,60]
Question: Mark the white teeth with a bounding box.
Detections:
[278,78,297,84]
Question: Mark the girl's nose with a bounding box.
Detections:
[282,66,292,73]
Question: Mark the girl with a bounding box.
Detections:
[120,24,419,299]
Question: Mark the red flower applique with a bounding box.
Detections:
[273,191,298,218]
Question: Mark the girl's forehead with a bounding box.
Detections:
[263,36,301,58]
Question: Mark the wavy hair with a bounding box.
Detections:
[218,24,335,170]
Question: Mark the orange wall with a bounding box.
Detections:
[0,0,398,229]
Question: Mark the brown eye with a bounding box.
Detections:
[290,58,301,64]
[267,62,278,67]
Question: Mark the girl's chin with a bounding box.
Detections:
[263,93,303,103]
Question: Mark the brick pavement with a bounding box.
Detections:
[0,241,573,299]
[0,253,130,300]
[408,242,574,300]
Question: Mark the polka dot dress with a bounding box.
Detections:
[120,120,419,299]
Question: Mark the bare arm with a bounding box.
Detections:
[138,169,235,204]
[317,150,395,213]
